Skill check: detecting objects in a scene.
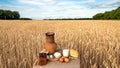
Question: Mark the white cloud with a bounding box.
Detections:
[87,0,120,8]
[57,0,95,6]
[17,0,57,6]
[100,0,120,8]
[80,0,95,3]
[17,0,44,6]
[0,5,26,11]
[44,0,56,4]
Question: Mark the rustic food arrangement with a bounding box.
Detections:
[38,32,79,66]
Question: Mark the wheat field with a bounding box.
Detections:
[0,20,120,68]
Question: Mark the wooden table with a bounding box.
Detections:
[33,59,80,68]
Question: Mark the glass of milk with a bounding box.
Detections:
[63,49,69,57]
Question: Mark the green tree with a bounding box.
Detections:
[19,18,32,20]
[4,10,13,19]
[114,7,120,19]
[0,10,20,20]
[93,13,104,20]
[93,7,120,20]
[13,11,20,19]
[0,9,4,19]
[103,11,111,19]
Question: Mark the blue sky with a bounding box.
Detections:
[0,0,120,19]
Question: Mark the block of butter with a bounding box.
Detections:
[69,49,79,58]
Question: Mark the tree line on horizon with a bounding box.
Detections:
[44,18,92,20]
[0,9,32,20]
[93,7,120,20]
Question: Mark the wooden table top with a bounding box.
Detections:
[33,59,80,68]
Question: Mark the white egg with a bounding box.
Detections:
[47,55,50,59]
[54,52,61,58]
[50,55,53,59]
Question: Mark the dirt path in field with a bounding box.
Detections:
[33,59,80,68]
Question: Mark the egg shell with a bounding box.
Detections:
[54,52,62,58]
[47,55,50,59]
[59,57,64,63]
[64,58,69,63]
[50,55,54,59]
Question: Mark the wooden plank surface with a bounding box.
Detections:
[33,59,80,68]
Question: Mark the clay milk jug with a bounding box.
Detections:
[44,32,57,54]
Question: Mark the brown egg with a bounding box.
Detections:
[64,58,69,63]
[59,57,64,63]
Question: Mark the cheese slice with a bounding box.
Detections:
[70,49,79,58]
